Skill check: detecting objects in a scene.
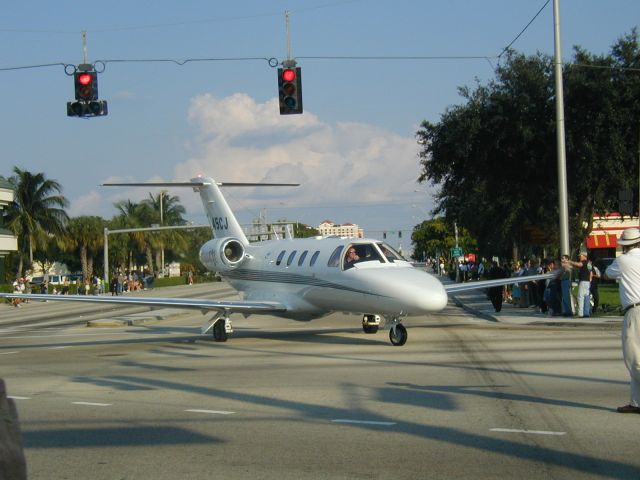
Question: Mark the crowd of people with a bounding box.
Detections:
[442,253,603,318]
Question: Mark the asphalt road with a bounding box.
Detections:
[1,284,638,479]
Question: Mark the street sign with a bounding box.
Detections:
[451,247,463,257]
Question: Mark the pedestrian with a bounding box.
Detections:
[559,254,574,317]
[565,252,592,317]
[590,261,601,314]
[487,261,508,312]
[605,227,640,413]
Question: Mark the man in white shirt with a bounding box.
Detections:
[605,227,640,413]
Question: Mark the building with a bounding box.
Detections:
[587,213,639,258]
[317,220,364,238]
[0,177,18,282]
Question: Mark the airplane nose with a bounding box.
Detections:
[360,267,448,314]
[405,269,448,312]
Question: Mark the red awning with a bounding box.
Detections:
[586,234,618,249]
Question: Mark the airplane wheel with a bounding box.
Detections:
[389,324,407,346]
[213,320,228,342]
[363,324,379,334]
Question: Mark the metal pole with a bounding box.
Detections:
[82,31,88,64]
[160,191,164,277]
[553,0,570,256]
[285,11,291,62]
[103,227,109,287]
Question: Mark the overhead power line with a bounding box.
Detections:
[498,0,551,58]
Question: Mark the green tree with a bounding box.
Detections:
[59,216,104,281]
[411,217,476,262]
[142,191,187,274]
[417,31,640,259]
[6,167,69,276]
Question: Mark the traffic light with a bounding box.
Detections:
[67,66,108,118]
[75,71,98,101]
[278,66,302,115]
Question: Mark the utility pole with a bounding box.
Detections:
[553,0,570,256]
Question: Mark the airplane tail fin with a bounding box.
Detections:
[103,177,299,245]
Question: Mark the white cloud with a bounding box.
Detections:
[69,92,436,236]
[176,93,433,222]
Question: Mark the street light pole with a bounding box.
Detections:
[553,0,570,256]
[160,191,164,277]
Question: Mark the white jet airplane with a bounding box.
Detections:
[1,176,553,346]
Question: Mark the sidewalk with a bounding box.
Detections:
[445,279,622,327]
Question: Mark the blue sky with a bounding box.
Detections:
[1,0,638,252]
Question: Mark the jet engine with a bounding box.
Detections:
[199,237,246,271]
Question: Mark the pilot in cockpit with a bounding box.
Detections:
[344,247,360,269]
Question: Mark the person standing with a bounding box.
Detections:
[590,261,601,314]
[565,252,592,317]
[605,227,640,413]
[559,254,574,317]
[487,261,508,312]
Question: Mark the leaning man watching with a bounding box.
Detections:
[605,227,640,413]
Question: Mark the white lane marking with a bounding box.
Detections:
[0,351,19,355]
[49,346,69,350]
[332,419,397,426]
[185,409,235,415]
[72,401,112,407]
[8,396,31,400]
[490,428,566,436]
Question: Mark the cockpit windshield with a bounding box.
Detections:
[343,242,385,270]
[376,242,405,262]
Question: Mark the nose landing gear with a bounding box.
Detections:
[389,323,408,346]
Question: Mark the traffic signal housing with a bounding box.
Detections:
[75,71,98,101]
[278,66,302,115]
[68,67,108,118]
[67,100,108,118]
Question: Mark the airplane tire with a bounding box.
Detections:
[389,324,407,346]
[213,320,228,342]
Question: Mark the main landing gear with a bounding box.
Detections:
[202,313,233,342]
[362,314,408,346]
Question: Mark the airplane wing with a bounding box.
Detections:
[0,293,287,314]
[443,272,556,294]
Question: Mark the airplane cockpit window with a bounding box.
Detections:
[343,243,384,270]
[327,246,344,267]
[298,250,308,266]
[287,250,297,266]
[310,250,320,267]
[377,242,405,262]
[276,250,286,266]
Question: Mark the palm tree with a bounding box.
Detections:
[7,167,69,276]
[143,191,187,273]
[59,216,104,281]
[114,199,154,274]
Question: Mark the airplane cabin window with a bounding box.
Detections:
[276,250,286,266]
[310,250,320,267]
[298,250,308,266]
[287,250,297,266]
[327,246,344,267]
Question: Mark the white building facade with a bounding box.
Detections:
[317,220,364,238]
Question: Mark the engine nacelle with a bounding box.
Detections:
[199,237,246,271]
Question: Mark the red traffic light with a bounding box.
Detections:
[78,73,93,85]
[282,69,296,82]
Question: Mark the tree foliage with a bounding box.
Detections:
[417,30,640,259]
[6,167,69,275]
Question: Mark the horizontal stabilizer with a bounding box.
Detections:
[102,182,300,187]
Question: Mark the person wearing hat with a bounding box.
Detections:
[605,227,640,413]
